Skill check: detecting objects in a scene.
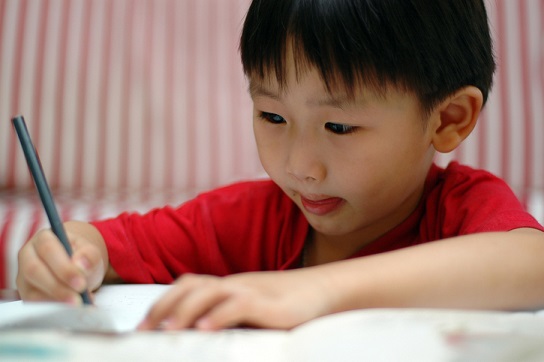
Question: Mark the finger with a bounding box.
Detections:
[199,297,309,331]
[70,235,106,291]
[194,297,251,331]
[138,276,200,330]
[192,290,289,331]
[33,230,87,293]
[139,274,221,330]
[17,245,82,304]
[161,284,230,330]
[195,287,317,331]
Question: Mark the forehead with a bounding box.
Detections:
[247,68,390,109]
[248,70,427,122]
[246,31,406,104]
[249,78,353,109]
[247,44,397,105]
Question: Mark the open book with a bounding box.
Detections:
[2,285,544,361]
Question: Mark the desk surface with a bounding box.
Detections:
[2,311,544,362]
[2,287,544,361]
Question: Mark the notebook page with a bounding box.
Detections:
[0,284,171,333]
[92,284,171,331]
[0,301,118,332]
[285,309,544,361]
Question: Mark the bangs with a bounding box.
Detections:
[240,0,495,113]
[240,0,404,99]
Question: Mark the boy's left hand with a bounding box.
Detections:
[137,269,333,331]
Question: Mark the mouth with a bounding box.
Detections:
[300,195,345,216]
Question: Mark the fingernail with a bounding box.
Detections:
[74,257,90,272]
[196,318,213,331]
[66,294,83,306]
[70,276,86,291]
[161,318,178,330]
[136,319,149,331]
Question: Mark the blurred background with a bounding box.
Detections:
[0,0,542,288]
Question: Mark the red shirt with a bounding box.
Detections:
[92,162,544,284]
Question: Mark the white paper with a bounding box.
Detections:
[3,287,544,361]
[0,284,171,333]
[92,284,172,331]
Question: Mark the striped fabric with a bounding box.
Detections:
[0,0,260,193]
[0,0,261,288]
[0,0,543,288]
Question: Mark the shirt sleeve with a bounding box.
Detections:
[91,198,221,284]
[429,163,544,238]
[91,180,308,283]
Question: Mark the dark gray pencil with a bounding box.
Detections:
[12,115,92,305]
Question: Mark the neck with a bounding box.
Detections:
[303,229,373,267]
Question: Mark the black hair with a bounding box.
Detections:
[240,0,495,115]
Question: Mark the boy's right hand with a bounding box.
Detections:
[16,221,109,304]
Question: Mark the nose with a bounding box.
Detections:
[285,133,326,183]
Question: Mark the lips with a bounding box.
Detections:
[300,195,345,216]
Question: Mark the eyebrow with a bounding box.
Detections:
[312,96,351,108]
[249,82,354,109]
[249,83,281,101]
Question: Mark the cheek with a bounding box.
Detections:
[253,118,271,153]
[370,136,432,199]
[378,122,432,163]
[340,132,430,196]
[253,122,282,174]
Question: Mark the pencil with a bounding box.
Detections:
[11,115,92,305]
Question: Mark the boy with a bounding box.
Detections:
[17,0,544,331]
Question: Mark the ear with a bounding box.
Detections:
[431,86,483,153]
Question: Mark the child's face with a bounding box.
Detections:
[250,62,438,244]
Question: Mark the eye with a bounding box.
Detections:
[259,112,286,124]
[325,122,357,135]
